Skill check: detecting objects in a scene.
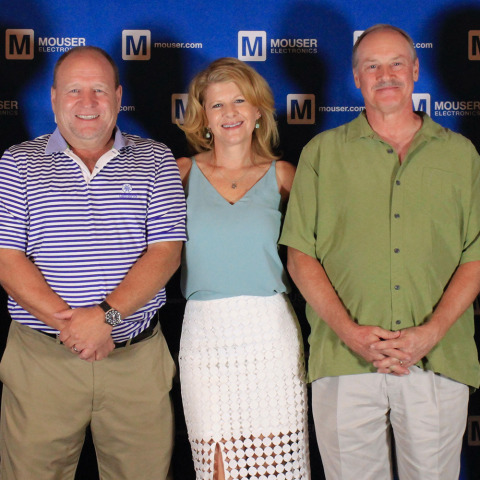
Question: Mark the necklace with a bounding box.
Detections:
[213,152,255,189]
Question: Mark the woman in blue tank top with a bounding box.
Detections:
[177,57,310,480]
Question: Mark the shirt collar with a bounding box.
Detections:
[45,126,134,155]
[346,111,449,143]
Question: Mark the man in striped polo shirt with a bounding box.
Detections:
[0,46,186,479]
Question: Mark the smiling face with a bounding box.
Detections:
[51,50,122,153]
[353,28,419,116]
[203,81,260,148]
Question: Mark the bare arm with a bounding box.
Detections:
[58,241,182,360]
[275,160,296,202]
[0,248,70,330]
[287,247,406,368]
[372,260,480,371]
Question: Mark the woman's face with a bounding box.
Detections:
[203,81,260,148]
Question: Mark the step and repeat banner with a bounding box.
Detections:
[1,0,480,478]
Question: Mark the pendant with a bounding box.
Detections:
[231,182,237,189]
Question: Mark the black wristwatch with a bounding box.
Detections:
[99,300,123,327]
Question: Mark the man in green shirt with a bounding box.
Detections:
[280,24,480,480]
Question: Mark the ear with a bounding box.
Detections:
[116,85,123,112]
[51,86,57,114]
[353,69,361,89]
[413,58,419,82]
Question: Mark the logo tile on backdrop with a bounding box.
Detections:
[172,94,188,124]
[238,31,266,61]
[412,93,431,116]
[287,94,315,124]
[122,30,151,60]
[468,30,480,60]
[5,29,34,59]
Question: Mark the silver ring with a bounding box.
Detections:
[72,345,79,353]
[399,360,404,366]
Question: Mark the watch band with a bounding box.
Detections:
[99,300,114,313]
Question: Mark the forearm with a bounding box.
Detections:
[0,248,69,329]
[425,260,480,342]
[287,247,355,340]
[105,241,182,318]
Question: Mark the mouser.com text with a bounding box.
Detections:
[318,106,365,112]
[154,42,202,48]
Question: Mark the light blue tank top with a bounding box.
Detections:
[181,158,290,300]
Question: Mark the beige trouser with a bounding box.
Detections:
[0,320,176,480]
[312,367,469,480]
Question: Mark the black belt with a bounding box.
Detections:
[114,318,158,348]
[38,317,158,349]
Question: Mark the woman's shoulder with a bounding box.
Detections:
[176,156,193,184]
[274,160,296,201]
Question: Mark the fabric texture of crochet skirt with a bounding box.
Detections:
[179,294,310,480]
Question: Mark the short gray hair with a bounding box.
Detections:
[352,24,417,69]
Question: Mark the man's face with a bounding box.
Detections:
[51,51,122,152]
[353,29,419,116]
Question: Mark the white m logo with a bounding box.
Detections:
[238,31,266,61]
[171,94,188,124]
[412,93,431,116]
[122,30,151,60]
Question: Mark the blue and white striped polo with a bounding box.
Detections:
[0,127,187,342]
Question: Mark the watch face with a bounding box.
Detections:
[105,309,122,326]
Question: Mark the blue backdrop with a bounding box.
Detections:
[1,1,479,478]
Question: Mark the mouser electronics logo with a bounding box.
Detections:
[287,94,315,124]
[412,93,431,116]
[5,29,86,58]
[468,30,480,60]
[6,29,34,59]
[238,31,317,61]
[122,30,151,60]
[171,94,188,124]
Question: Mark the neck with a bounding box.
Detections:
[365,107,421,142]
[71,142,114,173]
[211,143,255,169]
[365,109,422,164]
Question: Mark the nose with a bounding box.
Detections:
[224,102,238,116]
[79,90,98,107]
[376,65,394,79]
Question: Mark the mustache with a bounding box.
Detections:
[373,80,404,90]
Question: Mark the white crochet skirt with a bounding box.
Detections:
[179,294,310,480]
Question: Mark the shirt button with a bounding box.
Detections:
[394,213,400,218]
[387,148,394,154]
[395,320,402,325]
[395,180,401,185]
[394,285,400,290]
[394,248,400,253]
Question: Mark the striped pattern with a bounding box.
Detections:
[0,131,186,341]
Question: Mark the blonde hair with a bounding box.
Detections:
[179,57,279,159]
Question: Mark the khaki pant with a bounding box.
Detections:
[312,366,469,480]
[0,320,176,480]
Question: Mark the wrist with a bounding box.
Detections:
[98,300,123,327]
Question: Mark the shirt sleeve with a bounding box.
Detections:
[279,140,319,258]
[460,144,480,264]
[0,149,27,252]
[146,143,187,244]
